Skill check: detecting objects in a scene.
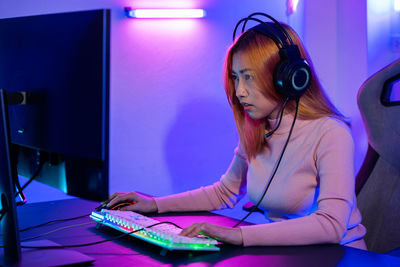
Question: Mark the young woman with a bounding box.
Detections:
[105,17,366,249]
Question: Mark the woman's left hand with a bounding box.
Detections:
[179,222,243,245]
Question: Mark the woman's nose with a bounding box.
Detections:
[236,80,248,98]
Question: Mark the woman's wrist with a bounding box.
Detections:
[151,197,159,213]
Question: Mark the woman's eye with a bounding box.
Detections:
[245,74,253,80]
[231,75,238,81]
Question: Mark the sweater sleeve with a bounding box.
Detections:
[241,122,356,246]
[154,146,248,213]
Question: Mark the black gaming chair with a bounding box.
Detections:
[356,58,400,254]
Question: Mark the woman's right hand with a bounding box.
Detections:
[104,192,158,213]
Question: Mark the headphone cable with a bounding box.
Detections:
[233,98,300,228]
[264,97,289,138]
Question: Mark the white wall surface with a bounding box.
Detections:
[304,0,369,173]
[302,0,400,175]
[367,0,400,74]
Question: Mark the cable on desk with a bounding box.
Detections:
[14,148,46,206]
[19,213,91,232]
[19,201,140,232]
[20,221,96,242]
[15,221,183,249]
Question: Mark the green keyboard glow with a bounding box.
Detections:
[91,210,220,252]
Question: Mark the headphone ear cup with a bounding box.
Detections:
[274,59,312,98]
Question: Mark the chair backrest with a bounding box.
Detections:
[356,58,400,253]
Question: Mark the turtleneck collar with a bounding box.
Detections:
[265,113,308,136]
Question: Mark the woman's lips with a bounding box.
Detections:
[243,103,253,110]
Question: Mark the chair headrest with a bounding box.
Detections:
[357,59,400,173]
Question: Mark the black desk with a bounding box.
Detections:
[9,198,400,266]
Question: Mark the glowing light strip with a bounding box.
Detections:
[125,8,206,18]
[395,0,400,12]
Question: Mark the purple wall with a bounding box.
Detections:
[0,0,301,197]
[109,1,301,196]
[304,0,368,173]
[2,0,394,200]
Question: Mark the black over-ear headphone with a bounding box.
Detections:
[232,13,312,99]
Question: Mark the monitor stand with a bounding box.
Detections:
[1,239,95,266]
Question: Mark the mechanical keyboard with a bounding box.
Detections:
[90,209,220,253]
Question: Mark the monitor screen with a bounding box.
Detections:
[0,9,110,201]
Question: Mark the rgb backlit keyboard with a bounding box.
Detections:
[90,209,220,253]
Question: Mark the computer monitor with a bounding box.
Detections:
[1,88,97,266]
[0,89,21,264]
[0,9,110,201]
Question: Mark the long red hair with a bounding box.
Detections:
[223,24,348,160]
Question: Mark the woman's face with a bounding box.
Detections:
[231,52,280,120]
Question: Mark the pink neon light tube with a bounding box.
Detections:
[126,8,206,18]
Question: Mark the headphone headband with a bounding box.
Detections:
[233,17,285,48]
[240,12,293,45]
[231,13,312,99]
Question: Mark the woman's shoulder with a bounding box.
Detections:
[307,116,353,145]
[295,116,353,144]
[308,116,351,134]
